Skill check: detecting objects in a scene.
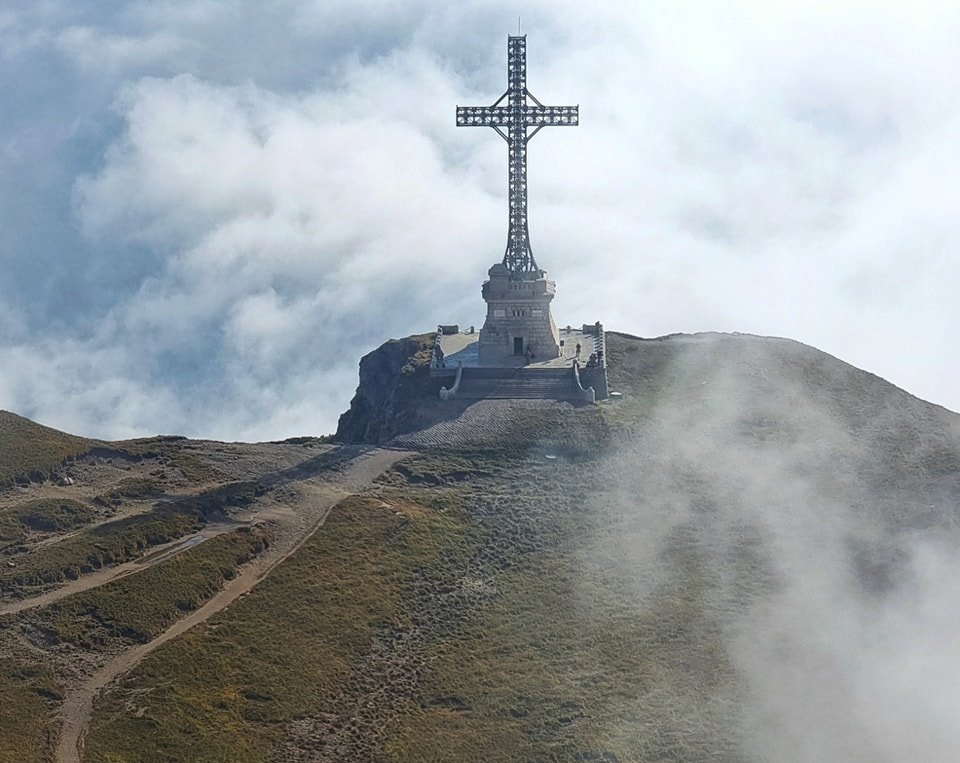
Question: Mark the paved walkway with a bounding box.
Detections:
[392,399,575,450]
[439,327,600,370]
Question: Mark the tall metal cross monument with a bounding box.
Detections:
[457,36,578,275]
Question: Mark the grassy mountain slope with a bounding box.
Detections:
[0,418,329,762]
[75,332,960,762]
[0,411,94,487]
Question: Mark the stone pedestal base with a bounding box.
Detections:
[478,263,560,365]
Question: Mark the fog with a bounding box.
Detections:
[585,335,960,760]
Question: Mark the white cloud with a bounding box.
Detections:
[1,0,959,441]
[26,60,500,438]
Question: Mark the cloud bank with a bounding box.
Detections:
[585,334,960,760]
[1,1,959,439]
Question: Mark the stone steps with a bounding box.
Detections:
[455,368,582,401]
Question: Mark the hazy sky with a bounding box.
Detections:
[1,0,959,440]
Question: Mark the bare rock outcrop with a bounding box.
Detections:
[335,334,443,444]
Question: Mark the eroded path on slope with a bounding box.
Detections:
[55,447,412,763]
[0,521,247,616]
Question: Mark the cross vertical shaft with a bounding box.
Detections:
[457,36,578,275]
[507,36,530,273]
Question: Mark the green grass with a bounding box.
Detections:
[80,411,744,762]
[95,476,164,505]
[0,508,201,599]
[99,437,229,486]
[0,481,264,600]
[19,527,272,650]
[83,496,448,762]
[0,498,99,552]
[383,451,741,762]
[0,652,60,763]
[603,332,685,423]
[166,451,228,485]
[0,526,269,763]
[388,528,740,762]
[0,410,94,487]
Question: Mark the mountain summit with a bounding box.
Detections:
[2,330,959,762]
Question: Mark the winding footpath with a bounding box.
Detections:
[0,523,244,617]
[55,447,412,763]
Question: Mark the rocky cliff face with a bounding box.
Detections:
[335,333,442,444]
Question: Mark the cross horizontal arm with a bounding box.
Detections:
[521,105,579,127]
[457,104,579,129]
[456,106,512,126]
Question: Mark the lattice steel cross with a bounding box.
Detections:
[457,35,578,275]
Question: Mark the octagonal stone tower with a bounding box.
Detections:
[478,263,561,364]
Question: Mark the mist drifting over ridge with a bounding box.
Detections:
[584,333,960,761]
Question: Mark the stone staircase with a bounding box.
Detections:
[455,367,582,401]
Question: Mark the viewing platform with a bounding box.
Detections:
[432,325,605,373]
[430,324,609,403]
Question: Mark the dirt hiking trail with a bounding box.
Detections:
[0,521,245,616]
[55,447,412,763]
